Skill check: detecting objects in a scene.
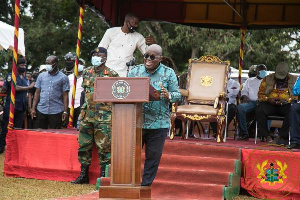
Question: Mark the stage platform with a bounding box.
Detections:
[3,129,300,199]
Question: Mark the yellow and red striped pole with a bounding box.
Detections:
[68,4,85,128]
[238,27,246,85]
[8,0,21,129]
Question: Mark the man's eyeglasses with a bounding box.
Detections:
[144,53,159,61]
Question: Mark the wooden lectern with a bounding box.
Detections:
[94,77,158,199]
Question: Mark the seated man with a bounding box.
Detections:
[256,62,297,145]
[211,67,240,136]
[287,77,300,149]
[237,64,267,140]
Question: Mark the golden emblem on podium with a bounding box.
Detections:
[112,80,130,99]
[200,76,213,86]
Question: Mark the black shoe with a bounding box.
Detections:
[274,137,288,146]
[71,165,89,184]
[287,143,300,149]
[0,147,4,154]
[238,135,249,141]
[261,136,273,143]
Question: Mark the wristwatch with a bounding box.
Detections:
[168,93,172,100]
[63,111,68,115]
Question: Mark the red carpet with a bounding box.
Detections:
[4,129,101,184]
[4,129,300,199]
[97,140,241,200]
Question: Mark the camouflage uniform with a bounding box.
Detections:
[78,66,118,166]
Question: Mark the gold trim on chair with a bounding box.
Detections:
[182,114,211,120]
[171,55,230,143]
[195,55,222,64]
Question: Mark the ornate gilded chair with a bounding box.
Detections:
[170,55,230,142]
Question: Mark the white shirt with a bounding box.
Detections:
[227,79,240,105]
[241,77,262,101]
[68,74,84,108]
[98,27,146,77]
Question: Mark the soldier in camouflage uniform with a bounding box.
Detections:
[71,47,119,184]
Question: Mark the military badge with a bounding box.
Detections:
[112,80,130,99]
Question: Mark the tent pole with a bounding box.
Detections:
[68,3,85,128]
[8,0,21,129]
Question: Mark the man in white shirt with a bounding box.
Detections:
[237,64,267,140]
[67,62,84,128]
[226,69,241,124]
[211,68,240,135]
[98,12,154,77]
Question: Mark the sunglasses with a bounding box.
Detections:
[144,53,160,61]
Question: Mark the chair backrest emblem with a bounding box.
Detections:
[200,76,213,87]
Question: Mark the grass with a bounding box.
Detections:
[0,153,95,200]
[0,153,258,200]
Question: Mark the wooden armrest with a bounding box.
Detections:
[179,89,188,97]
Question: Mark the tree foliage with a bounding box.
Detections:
[0,0,107,76]
[0,0,299,77]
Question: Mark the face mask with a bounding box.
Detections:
[18,67,26,74]
[127,22,137,33]
[91,56,104,66]
[259,70,267,79]
[45,64,55,72]
[65,61,74,71]
[78,64,84,72]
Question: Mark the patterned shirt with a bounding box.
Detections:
[293,76,300,96]
[128,63,181,129]
[35,71,70,114]
[258,77,297,103]
[81,66,119,123]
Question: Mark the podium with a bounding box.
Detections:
[94,77,158,199]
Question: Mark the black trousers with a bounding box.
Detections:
[256,101,290,139]
[141,128,168,186]
[35,110,63,129]
[68,107,81,128]
[0,106,25,150]
[289,103,300,144]
[62,107,81,128]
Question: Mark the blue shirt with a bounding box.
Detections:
[293,76,300,96]
[35,71,70,114]
[128,63,181,129]
[4,73,29,111]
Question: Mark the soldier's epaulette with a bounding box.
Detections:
[84,66,93,74]
[111,70,118,76]
[105,67,118,76]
